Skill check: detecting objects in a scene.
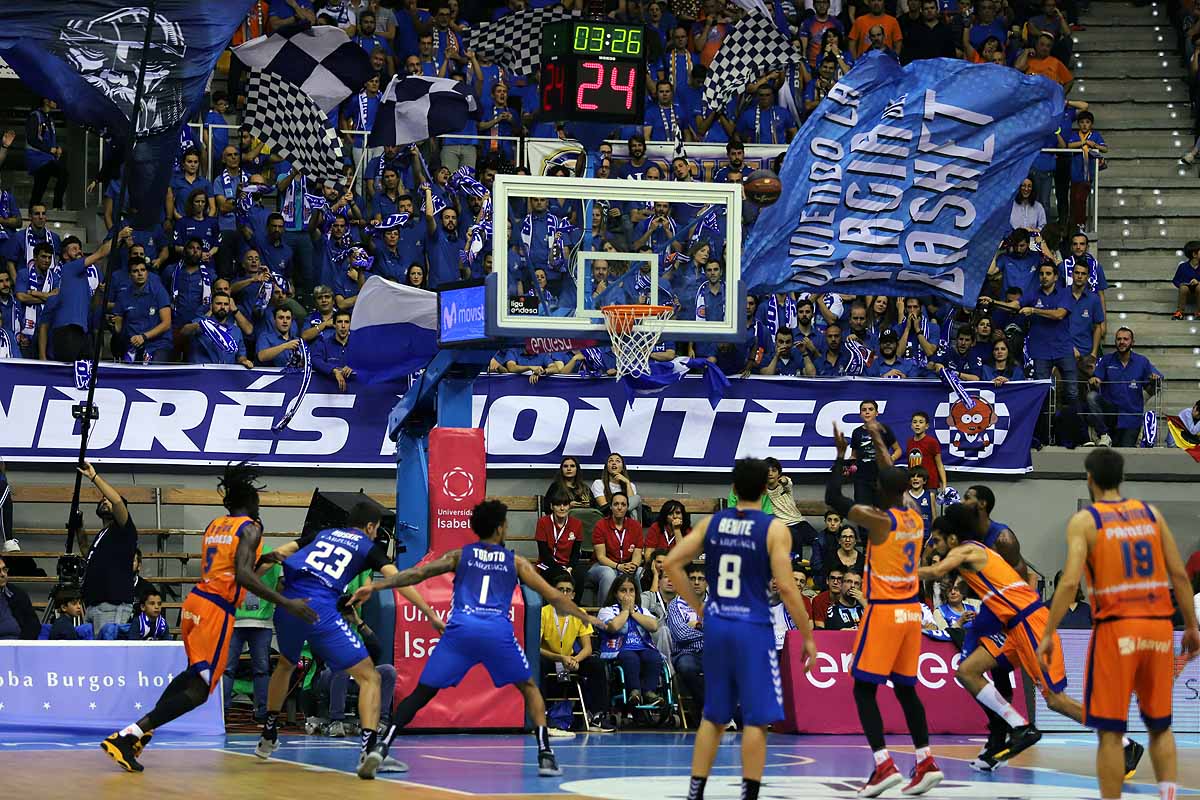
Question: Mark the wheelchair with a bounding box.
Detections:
[602,656,685,729]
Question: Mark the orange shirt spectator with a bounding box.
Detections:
[1025,54,1072,86]
[848,0,903,56]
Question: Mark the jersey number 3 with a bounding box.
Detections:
[716,554,742,598]
[304,541,354,580]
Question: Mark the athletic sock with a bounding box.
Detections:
[1122,736,1132,747]
[975,684,1027,728]
[360,728,377,754]
[687,775,707,800]
[119,723,144,739]
[741,778,761,800]
[264,712,279,737]
[536,725,551,753]
[873,748,890,766]
[914,746,931,762]
[1159,782,1177,800]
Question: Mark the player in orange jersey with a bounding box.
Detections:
[101,463,317,773]
[828,421,942,798]
[1039,448,1199,800]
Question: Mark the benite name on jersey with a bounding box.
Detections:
[716,517,757,536]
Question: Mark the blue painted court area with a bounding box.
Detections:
[6,731,1200,798]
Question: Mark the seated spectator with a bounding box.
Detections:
[823,569,865,630]
[540,573,609,732]
[772,561,814,649]
[645,500,691,551]
[597,575,665,708]
[810,511,844,585]
[932,579,979,632]
[811,567,844,625]
[829,527,865,575]
[928,327,983,381]
[49,589,85,640]
[587,492,644,605]
[665,563,706,704]
[1172,241,1200,320]
[813,321,848,376]
[1016,32,1073,93]
[0,554,39,639]
[640,551,676,661]
[591,453,640,514]
[895,297,940,368]
[1054,570,1093,628]
[256,306,302,367]
[762,458,819,557]
[866,329,917,378]
[312,310,355,391]
[316,600,400,739]
[125,588,171,641]
[979,336,1019,384]
[1084,327,1163,447]
[534,492,584,581]
[182,291,254,368]
[301,286,337,342]
[544,456,596,509]
[1010,177,1047,234]
[759,327,811,376]
[131,548,160,605]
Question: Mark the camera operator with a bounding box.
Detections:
[76,460,138,637]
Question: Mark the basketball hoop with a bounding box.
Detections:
[601,304,674,378]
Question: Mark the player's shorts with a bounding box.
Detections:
[851,601,923,686]
[180,588,236,694]
[274,596,368,673]
[962,604,1011,671]
[1084,617,1175,733]
[1001,605,1068,695]
[420,617,531,689]
[702,617,783,727]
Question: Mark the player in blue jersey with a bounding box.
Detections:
[664,458,817,800]
[252,502,444,772]
[350,500,604,780]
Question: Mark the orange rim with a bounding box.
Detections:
[600,304,674,318]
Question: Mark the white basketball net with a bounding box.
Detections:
[602,306,674,379]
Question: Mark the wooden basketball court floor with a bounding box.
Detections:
[4,730,1199,799]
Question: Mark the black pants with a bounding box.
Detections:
[50,324,90,362]
[30,160,69,209]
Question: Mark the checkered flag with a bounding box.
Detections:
[702,11,802,112]
[234,24,374,186]
[471,6,579,77]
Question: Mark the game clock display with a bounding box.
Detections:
[540,20,646,122]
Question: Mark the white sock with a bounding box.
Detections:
[915,746,931,761]
[975,684,1027,728]
[1122,736,1131,747]
[873,748,890,766]
[1160,782,1177,800]
[120,723,144,739]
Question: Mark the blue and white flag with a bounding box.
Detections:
[620,357,730,408]
[369,75,478,148]
[0,2,253,229]
[346,276,438,383]
[741,53,1063,305]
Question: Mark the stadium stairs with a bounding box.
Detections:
[1078,1,1199,417]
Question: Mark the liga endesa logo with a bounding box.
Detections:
[803,647,965,690]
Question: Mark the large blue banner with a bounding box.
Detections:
[0,360,1049,473]
[742,53,1064,304]
[0,642,223,734]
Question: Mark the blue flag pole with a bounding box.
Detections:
[64,0,163,560]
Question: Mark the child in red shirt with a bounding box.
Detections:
[904,410,946,490]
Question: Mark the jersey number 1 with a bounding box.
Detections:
[716,554,742,598]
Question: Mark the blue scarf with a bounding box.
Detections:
[199,317,239,354]
[1141,411,1157,448]
[844,338,871,376]
[274,340,312,433]
[449,165,489,198]
[134,612,169,640]
[0,327,12,359]
[939,367,976,410]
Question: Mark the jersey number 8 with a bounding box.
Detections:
[305,541,355,580]
[716,554,742,598]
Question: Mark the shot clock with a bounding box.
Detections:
[540,20,647,123]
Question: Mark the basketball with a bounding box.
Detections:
[744,169,783,206]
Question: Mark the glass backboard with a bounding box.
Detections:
[484,173,743,343]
